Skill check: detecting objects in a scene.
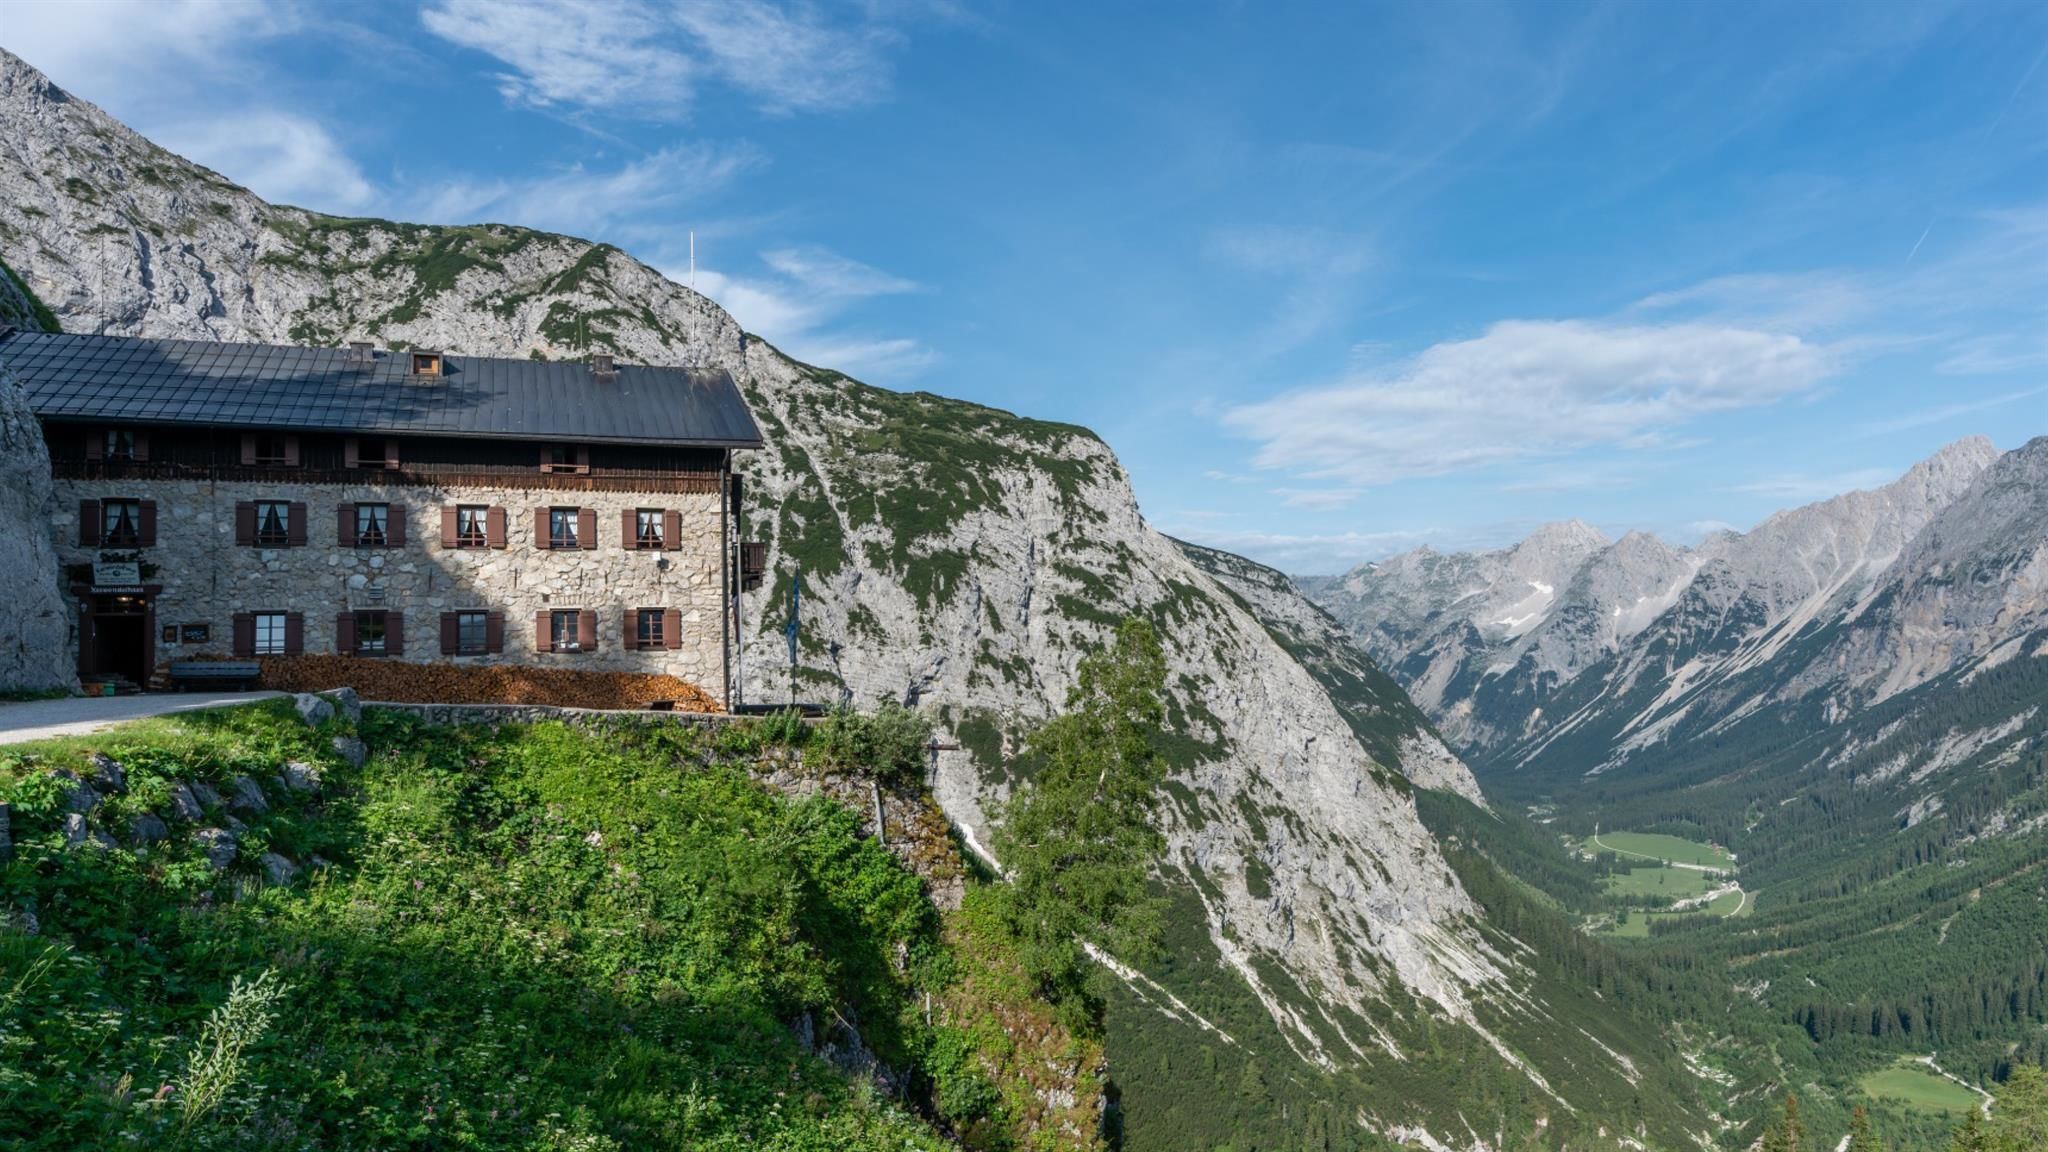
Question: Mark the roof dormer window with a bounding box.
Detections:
[410,351,442,377]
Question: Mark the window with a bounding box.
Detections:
[356,503,389,547]
[636,609,664,649]
[550,610,582,653]
[456,505,489,548]
[544,445,572,470]
[102,499,142,546]
[549,507,580,549]
[635,509,665,549]
[455,610,489,655]
[354,611,388,656]
[411,352,442,376]
[254,500,291,546]
[356,438,388,469]
[105,429,136,461]
[253,435,289,466]
[253,612,288,656]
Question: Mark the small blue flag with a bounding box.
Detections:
[785,565,802,668]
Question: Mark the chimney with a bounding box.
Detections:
[589,352,616,382]
[345,340,375,369]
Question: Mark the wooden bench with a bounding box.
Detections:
[168,661,263,691]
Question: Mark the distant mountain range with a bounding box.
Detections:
[1301,435,2026,777]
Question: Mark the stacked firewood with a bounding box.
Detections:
[258,656,722,713]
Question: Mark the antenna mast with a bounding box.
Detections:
[689,231,696,290]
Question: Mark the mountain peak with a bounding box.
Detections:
[1517,518,1610,555]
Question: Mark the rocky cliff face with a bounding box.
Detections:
[0,356,71,694]
[0,46,1679,1144]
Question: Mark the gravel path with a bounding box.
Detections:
[0,692,282,746]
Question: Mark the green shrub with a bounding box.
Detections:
[811,703,934,783]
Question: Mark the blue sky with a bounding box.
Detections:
[10,0,2047,572]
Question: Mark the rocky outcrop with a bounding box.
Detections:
[0,358,71,693]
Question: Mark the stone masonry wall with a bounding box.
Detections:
[52,476,728,699]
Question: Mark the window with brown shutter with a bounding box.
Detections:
[446,610,489,656]
[348,610,400,657]
[631,607,665,650]
[630,508,666,550]
[78,499,101,546]
[251,612,289,656]
[352,503,390,547]
[451,505,490,549]
[100,499,143,547]
[253,501,290,547]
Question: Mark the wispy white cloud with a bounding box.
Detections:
[420,0,903,118]
[155,112,375,213]
[1223,319,1837,486]
[404,143,763,239]
[4,0,297,104]
[688,246,932,380]
[1166,526,1450,575]
[421,0,696,114]
[1725,467,1898,503]
[1273,487,1363,510]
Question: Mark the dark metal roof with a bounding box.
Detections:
[0,330,762,449]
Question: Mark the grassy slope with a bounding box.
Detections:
[0,703,1097,1151]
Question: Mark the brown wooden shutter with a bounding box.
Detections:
[621,508,637,549]
[240,434,257,466]
[577,609,596,652]
[486,507,507,548]
[286,502,308,546]
[577,507,596,550]
[574,446,590,474]
[337,504,356,547]
[137,500,157,547]
[623,608,639,649]
[533,507,551,550]
[79,499,101,546]
[440,612,458,655]
[284,612,304,656]
[283,436,301,466]
[132,431,149,463]
[388,506,407,547]
[663,608,682,651]
[534,610,553,653]
[231,613,255,657]
[663,510,681,550]
[485,611,505,654]
[85,433,104,462]
[235,501,256,546]
[386,611,404,657]
[439,506,457,548]
[384,440,401,468]
[335,612,356,655]
[344,438,360,469]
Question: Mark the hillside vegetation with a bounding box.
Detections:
[0,699,1103,1151]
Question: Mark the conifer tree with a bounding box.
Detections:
[1845,1105,1879,1152]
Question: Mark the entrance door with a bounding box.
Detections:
[84,594,151,687]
